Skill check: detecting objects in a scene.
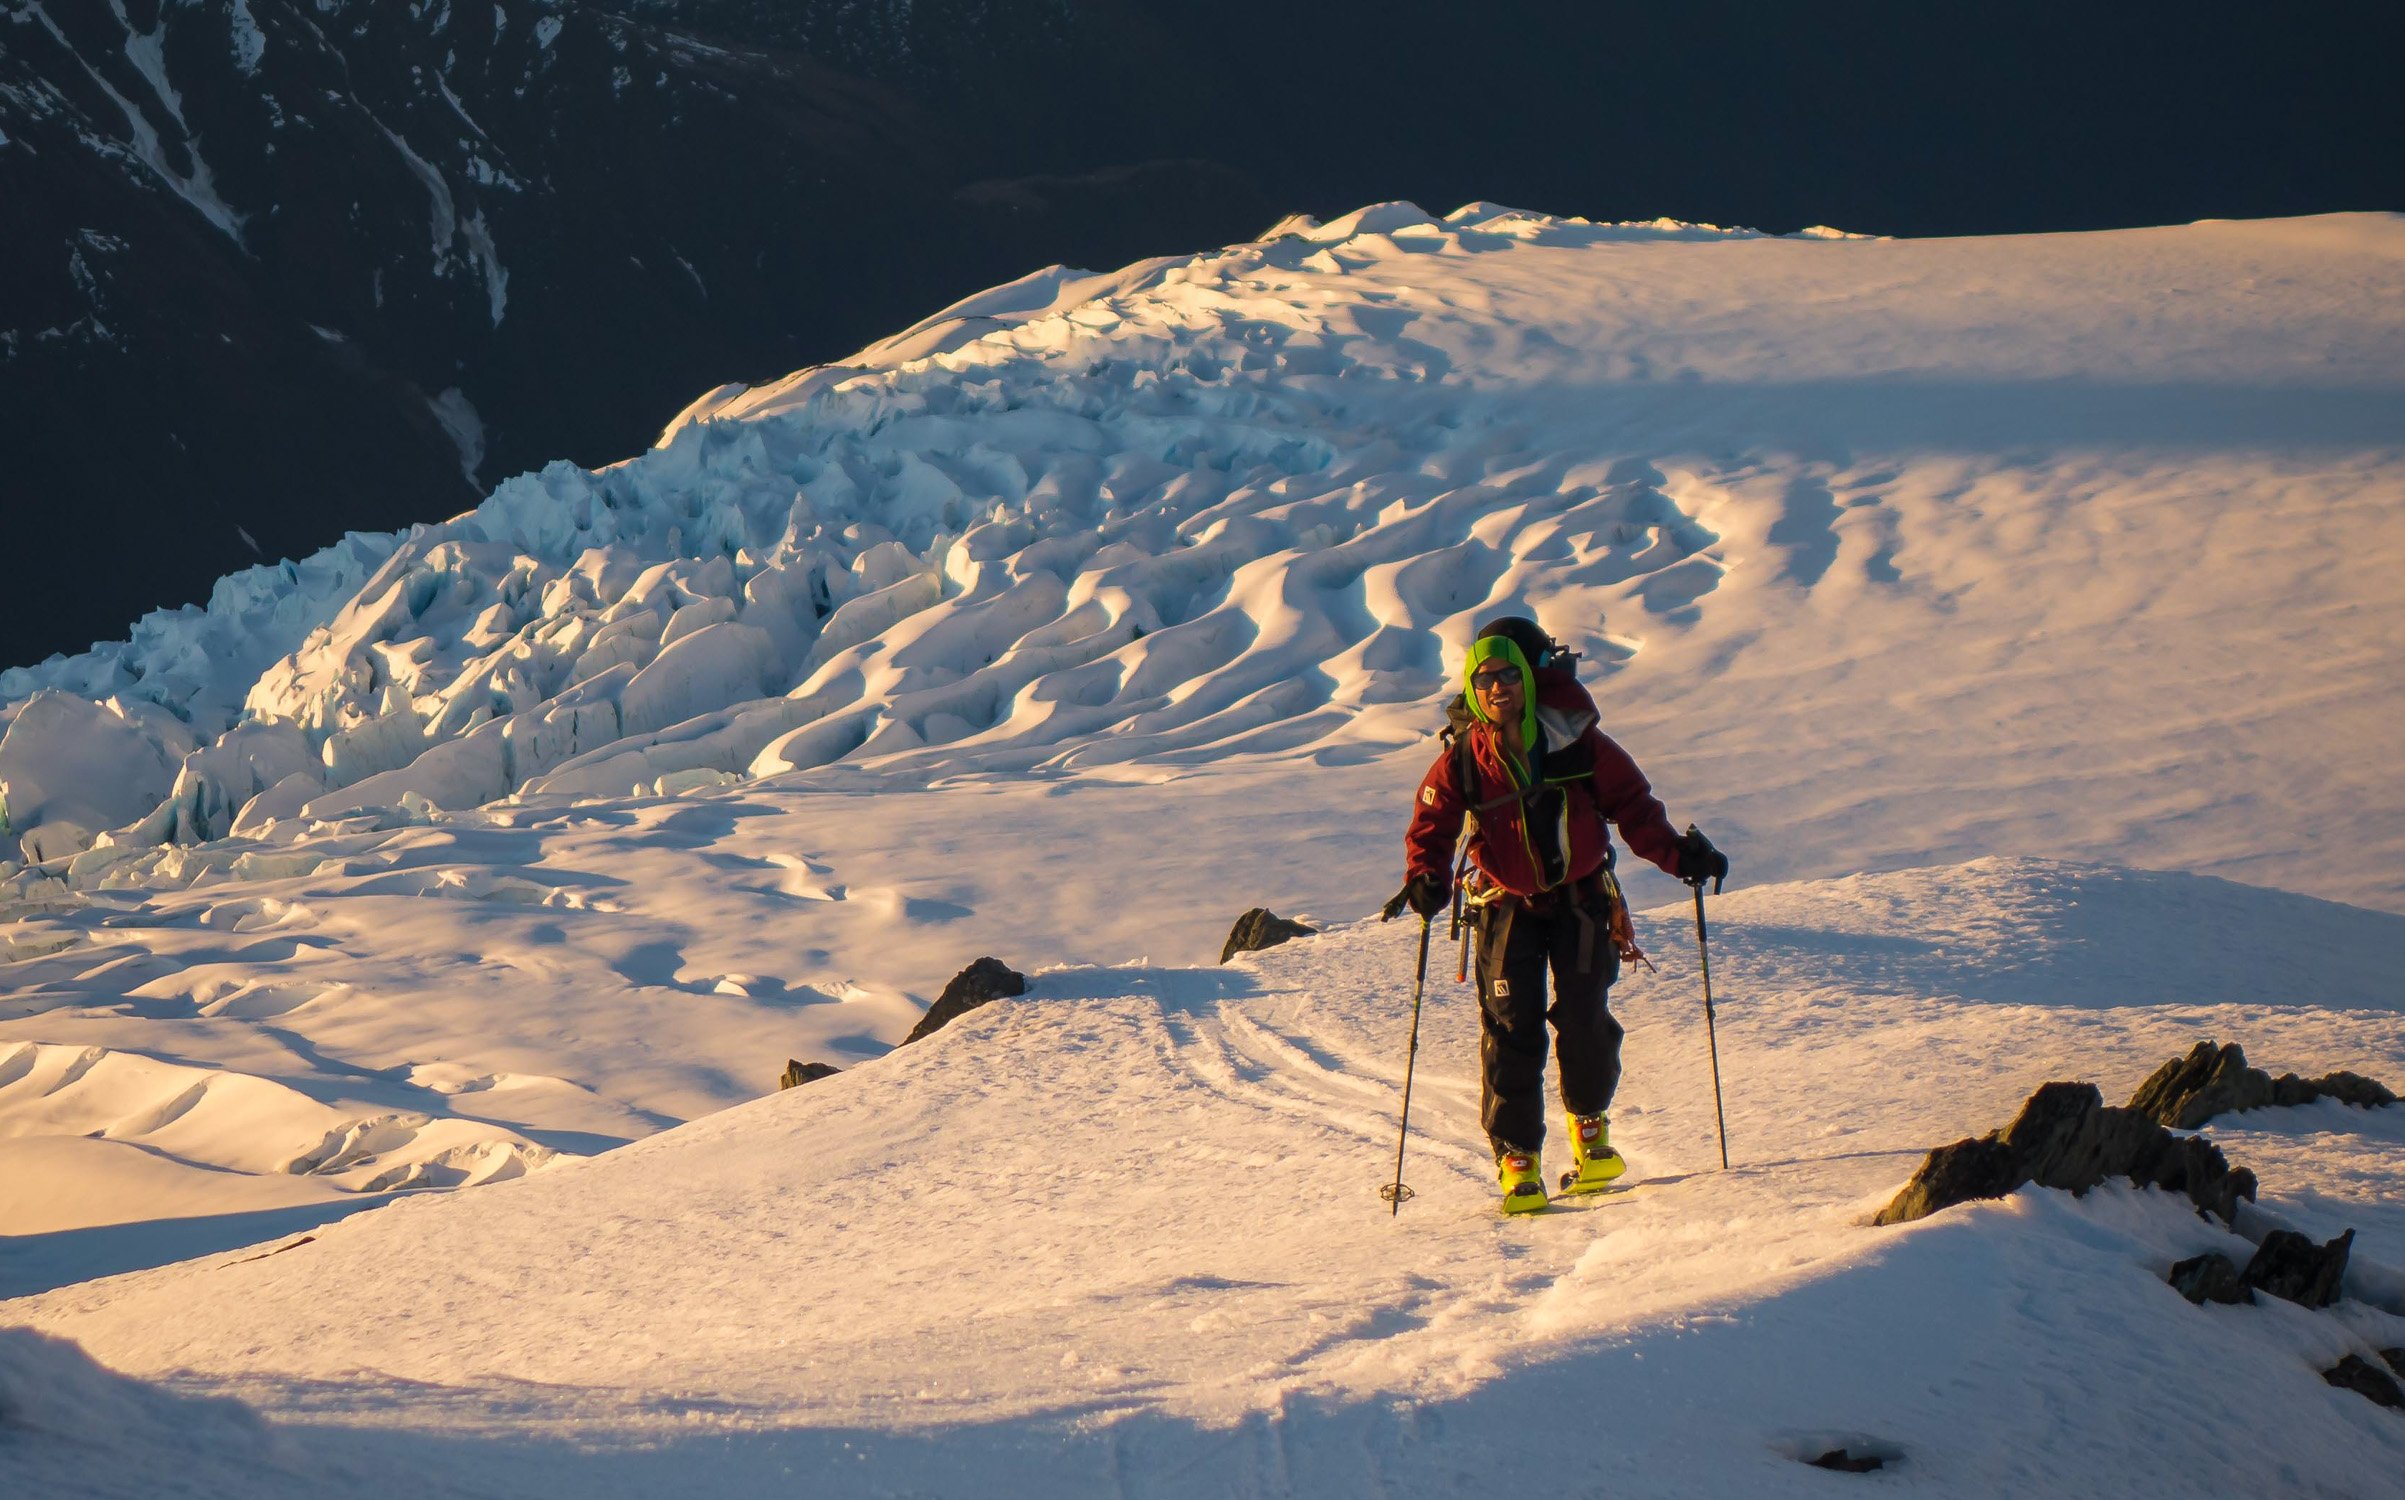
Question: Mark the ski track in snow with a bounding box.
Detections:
[6,874,2405,1496]
[0,204,2395,1246]
[2,203,2404,1493]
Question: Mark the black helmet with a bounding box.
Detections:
[1474,614,1561,670]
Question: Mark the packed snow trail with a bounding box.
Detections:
[9,862,2404,1496]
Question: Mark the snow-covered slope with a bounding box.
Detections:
[2,201,2400,1255]
[3,206,2404,1493]
[7,861,2404,1497]
[11,205,2402,903]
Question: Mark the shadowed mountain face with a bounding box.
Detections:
[0,0,1269,667]
[4,1,2393,670]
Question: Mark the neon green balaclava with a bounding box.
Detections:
[1462,635,1539,745]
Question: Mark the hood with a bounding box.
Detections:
[1462,635,1539,744]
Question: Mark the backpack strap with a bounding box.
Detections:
[1443,721,1514,819]
[1448,716,1570,822]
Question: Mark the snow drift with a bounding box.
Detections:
[6,205,2401,911]
[2,202,2403,1494]
[0,200,2399,1270]
[7,861,2404,1497]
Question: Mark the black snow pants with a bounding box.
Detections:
[1473,878,1623,1157]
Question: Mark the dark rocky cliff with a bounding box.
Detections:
[0,0,1265,667]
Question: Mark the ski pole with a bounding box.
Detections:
[1382,914,1433,1214]
[1687,859,1731,1171]
[1451,850,1471,983]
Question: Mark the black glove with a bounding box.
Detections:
[1382,874,1451,921]
[1676,826,1728,893]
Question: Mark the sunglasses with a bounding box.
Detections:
[1470,664,1521,690]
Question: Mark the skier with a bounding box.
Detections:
[1389,616,1726,1214]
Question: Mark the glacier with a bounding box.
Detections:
[5,203,2401,915]
[2,201,2403,1497]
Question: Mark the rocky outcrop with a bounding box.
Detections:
[1874,1081,2257,1228]
[1881,1062,2390,1425]
[2166,1252,2250,1306]
[778,1060,842,1090]
[1871,1138,2020,1226]
[1220,909,1316,964]
[902,957,1029,1044]
[2166,1231,2359,1309]
[2128,1041,2396,1130]
[2241,1229,2353,1309]
[2323,1354,2403,1410]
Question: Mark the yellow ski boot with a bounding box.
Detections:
[1497,1146,1548,1215]
[1558,1111,1627,1194]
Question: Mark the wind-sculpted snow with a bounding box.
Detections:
[2,203,1752,881]
[0,204,2401,1269]
[6,203,2402,917]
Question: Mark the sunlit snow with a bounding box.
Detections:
[3,204,2402,1496]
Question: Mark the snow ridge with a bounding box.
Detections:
[2,204,2404,1497]
[7,863,2404,1496]
[3,203,1742,881]
[5,204,2402,920]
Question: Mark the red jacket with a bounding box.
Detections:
[1405,677,1681,897]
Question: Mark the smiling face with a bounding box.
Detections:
[1470,658,1525,722]
[1462,636,1536,743]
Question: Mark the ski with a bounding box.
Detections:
[1558,1168,1635,1196]
[1544,1176,1648,1209]
[1489,1179,1647,1217]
